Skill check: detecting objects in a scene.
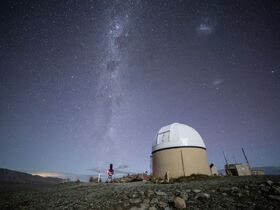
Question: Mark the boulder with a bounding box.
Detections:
[174,197,186,209]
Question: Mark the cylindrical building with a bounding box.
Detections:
[152,123,211,178]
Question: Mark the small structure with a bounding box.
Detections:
[223,149,252,176]
[210,163,218,176]
[225,163,252,176]
[152,122,211,178]
[251,168,265,175]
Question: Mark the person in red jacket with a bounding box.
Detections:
[107,164,114,183]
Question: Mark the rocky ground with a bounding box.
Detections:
[0,175,280,210]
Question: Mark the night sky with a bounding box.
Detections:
[1,0,280,176]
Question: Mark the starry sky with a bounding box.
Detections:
[0,0,280,176]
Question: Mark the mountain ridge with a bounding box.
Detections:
[0,168,64,185]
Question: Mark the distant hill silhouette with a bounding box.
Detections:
[0,168,64,185]
[261,166,280,175]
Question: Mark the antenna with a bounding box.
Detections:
[223,151,231,176]
[242,147,251,169]
[223,151,229,165]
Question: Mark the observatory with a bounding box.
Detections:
[152,123,211,178]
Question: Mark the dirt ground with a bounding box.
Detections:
[0,175,280,210]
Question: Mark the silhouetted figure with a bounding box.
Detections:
[107,164,114,183]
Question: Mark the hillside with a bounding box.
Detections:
[0,168,64,185]
[0,175,279,209]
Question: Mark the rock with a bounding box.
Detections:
[244,185,249,190]
[185,189,191,193]
[195,193,210,200]
[192,189,201,193]
[260,185,270,193]
[218,187,231,192]
[143,198,150,205]
[268,195,280,201]
[130,193,138,198]
[175,190,181,196]
[156,191,167,196]
[174,196,186,209]
[141,199,150,209]
[123,202,130,208]
[272,186,280,195]
[129,207,145,210]
[145,190,155,197]
[129,198,142,204]
[148,207,157,210]
[266,180,273,186]
[157,201,168,208]
[149,197,158,205]
[180,192,188,201]
[235,203,246,208]
[231,187,239,192]
[222,193,227,196]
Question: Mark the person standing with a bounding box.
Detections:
[107,164,114,183]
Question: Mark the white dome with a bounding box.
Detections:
[152,122,206,153]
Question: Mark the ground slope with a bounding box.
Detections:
[0,176,279,210]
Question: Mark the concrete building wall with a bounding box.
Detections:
[236,164,251,176]
[152,147,211,178]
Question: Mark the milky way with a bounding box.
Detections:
[95,9,127,144]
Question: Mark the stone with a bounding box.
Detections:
[149,197,158,205]
[192,189,201,193]
[260,185,270,193]
[143,198,150,205]
[156,191,167,196]
[274,186,280,195]
[218,187,231,192]
[180,192,188,201]
[266,180,273,186]
[148,207,157,210]
[195,193,210,200]
[141,199,150,209]
[129,207,145,210]
[158,201,168,208]
[130,193,138,198]
[145,190,155,197]
[185,189,191,193]
[174,196,186,209]
[140,203,149,209]
[231,187,239,192]
[235,203,246,208]
[175,190,181,196]
[237,192,243,197]
[129,198,142,204]
[268,195,280,201]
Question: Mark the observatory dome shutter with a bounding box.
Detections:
[157,130,170,144]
